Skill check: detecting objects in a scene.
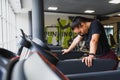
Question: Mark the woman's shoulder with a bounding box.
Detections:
[91,19,102,28]
[92,19,100,24]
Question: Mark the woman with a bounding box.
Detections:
[62,16,118,69]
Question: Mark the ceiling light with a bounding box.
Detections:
[118,14,120,16]
[84,10,95,13]
[48,7,58,10]
[109,0,120,4]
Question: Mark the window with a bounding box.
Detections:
[3,19,7,48]
[0,0,2,47]
[2,0,6,19]
[0,18,3,47]
[104,25,114,45]
[0,0,17,52]
[0,0,2,16]
[104,25,114,36]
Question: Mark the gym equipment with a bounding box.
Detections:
[67,69,120,80]
[8,52,69,80]
[15,30,117,74]
[0,48,17,80]
[0,29,32,80]
[0,29,119,80]
[52,50,84,60]
[48,45,63,50]
[17,29,31,56]
[14,30,117,74]
[7,45,120,80]
[0,29,34,80]
[29,38,117,74]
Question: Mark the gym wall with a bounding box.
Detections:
[101,17,120,43]
[44,12,94,48]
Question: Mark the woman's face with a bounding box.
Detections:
[73,22,88,35]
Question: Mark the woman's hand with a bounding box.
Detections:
[62,49,70,55]
[82,55,95,67]
[82,34,99,67]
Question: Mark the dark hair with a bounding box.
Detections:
[70,16,94,30]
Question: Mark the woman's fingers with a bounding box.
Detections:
[87,57,92,67]
[85,57,89,66]
[82,57,85,62]
[62,49,68,55]
[82,56,93,67]
[62,50,65,54]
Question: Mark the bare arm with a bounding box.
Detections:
[89,34,100,54]
[82,34,100,67]
[62,35,83,54]
[68,35,82,51]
